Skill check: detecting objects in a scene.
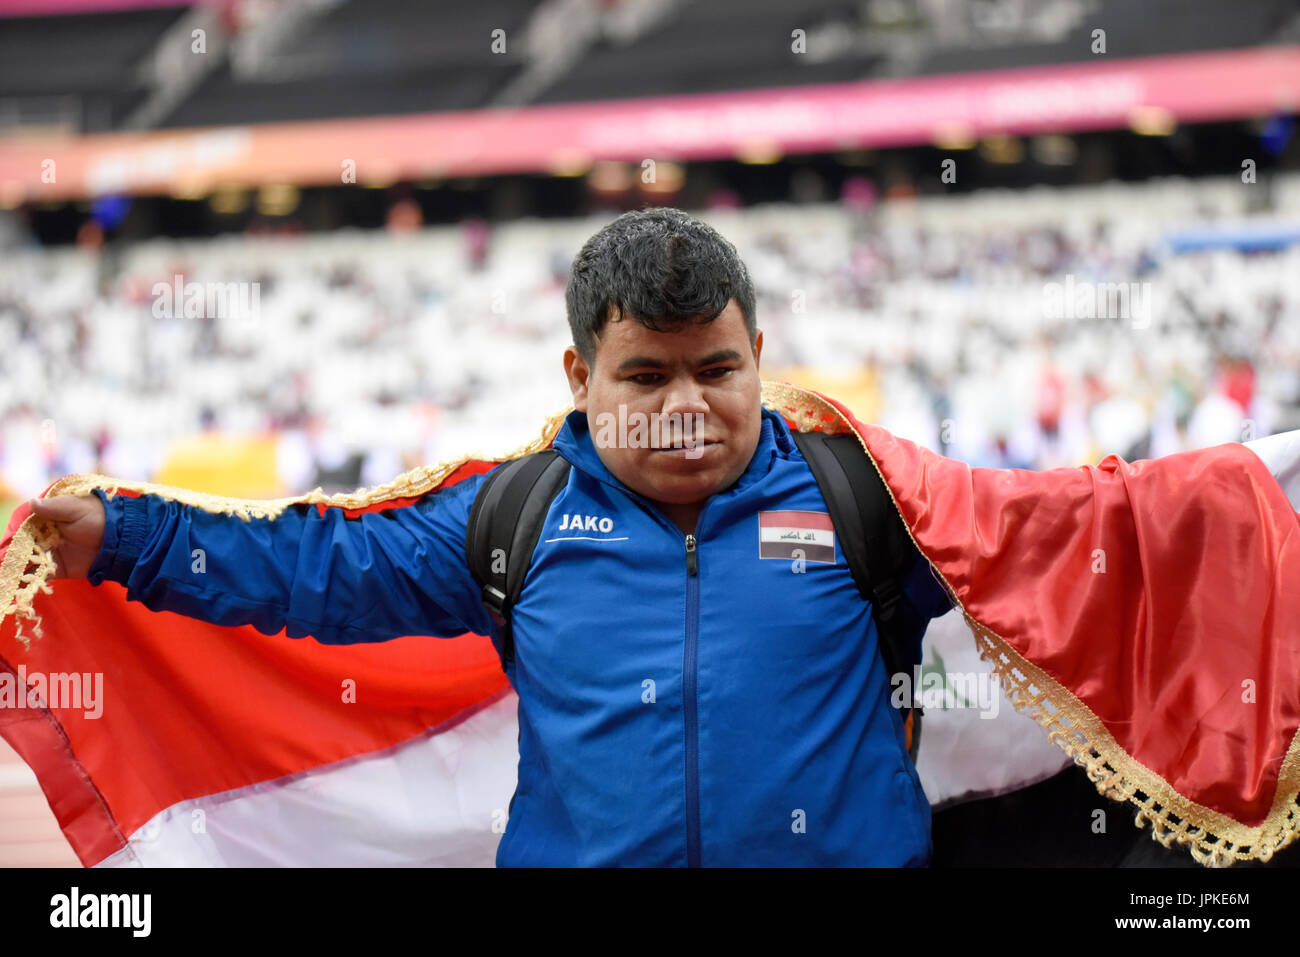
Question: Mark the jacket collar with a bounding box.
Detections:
[551,404,795,502]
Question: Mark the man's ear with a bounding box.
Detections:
[563,345,590,412]
[752,329,763,370]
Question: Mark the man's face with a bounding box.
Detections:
[563,299,764,510]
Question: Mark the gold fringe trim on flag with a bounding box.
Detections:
[761,379,1300,868]
[0,519,61,649]
[967,615,1300,867]
[0,408,569,651]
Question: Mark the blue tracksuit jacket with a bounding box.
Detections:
[88,405,955,866]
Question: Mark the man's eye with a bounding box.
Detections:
[630,373,663,386]
[701,367,734,379]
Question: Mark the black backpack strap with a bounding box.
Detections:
[466,450,571,671]
[790,430,927,716]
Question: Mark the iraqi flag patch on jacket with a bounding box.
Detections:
[758,510,835,564]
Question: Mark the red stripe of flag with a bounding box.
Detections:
[758,510,832,530]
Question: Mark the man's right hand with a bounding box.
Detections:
[26,493,106,580]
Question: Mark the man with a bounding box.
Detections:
[14,208,1300,868]
[27,208,954,866]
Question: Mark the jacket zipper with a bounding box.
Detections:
[575,472,708,868]
[683,532,701,867]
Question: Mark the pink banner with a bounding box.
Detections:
[0,0,191,16]
[1,45,1297,202]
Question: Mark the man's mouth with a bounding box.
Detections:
[654,440,719,455]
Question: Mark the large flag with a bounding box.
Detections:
[2,380,1298,867]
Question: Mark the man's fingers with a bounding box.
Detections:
[28,494,102,532]
[26,494,105,579]
[28,495,86,521]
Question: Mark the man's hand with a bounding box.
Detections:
[26,493,106,580]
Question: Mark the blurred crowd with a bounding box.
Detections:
[2,172,1298,500]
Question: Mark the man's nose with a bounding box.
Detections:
[661,376,709,416]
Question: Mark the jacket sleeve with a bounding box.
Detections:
[84,471,498,644]
[890,550,958,671]
[901,551,957,621]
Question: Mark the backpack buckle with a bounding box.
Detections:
[481,583,508,621]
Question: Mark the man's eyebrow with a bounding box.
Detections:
[617,355,670,372]
[695,349,744,366]
[616,349,744,373]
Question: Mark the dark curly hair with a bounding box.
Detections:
[565,207,757,366]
